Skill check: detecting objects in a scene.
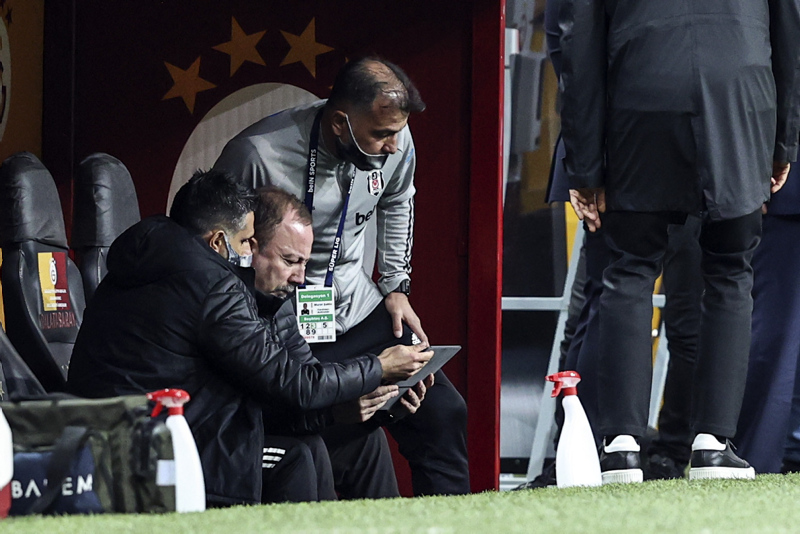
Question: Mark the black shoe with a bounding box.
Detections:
[600,435,643,484]
[781,458,800,474]
[645,453,687,480]
[513,461,556,490]
[688,434,755,480]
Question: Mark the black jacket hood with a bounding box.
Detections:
[105,215,238,289]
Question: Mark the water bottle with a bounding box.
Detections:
[546,371,602,488]
[147,389,206,513]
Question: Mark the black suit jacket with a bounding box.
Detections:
[560,0,800,220]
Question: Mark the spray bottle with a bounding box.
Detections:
[0,407,12,518]
[546,371,602,488]
[147,389,206,513]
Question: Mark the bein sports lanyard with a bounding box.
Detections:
[305,109,356,288]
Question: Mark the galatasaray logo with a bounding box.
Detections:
[49,256,57,285]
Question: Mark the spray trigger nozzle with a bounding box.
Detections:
[546,371,581,397]
[148,388,191,417]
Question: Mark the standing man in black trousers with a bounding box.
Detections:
[561,0,800,483]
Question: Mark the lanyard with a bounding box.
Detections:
[305,109,356,288]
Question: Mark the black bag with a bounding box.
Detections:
[1,394,176,515]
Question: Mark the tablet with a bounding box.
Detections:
[379,345,462,410]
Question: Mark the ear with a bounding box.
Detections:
[204,229,228,257]
[330,110,348,137]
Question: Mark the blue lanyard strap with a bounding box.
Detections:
[304,110,323,211]
[324,171,356,287]
[305,108,356,288]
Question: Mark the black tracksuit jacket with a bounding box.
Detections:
[67,216,381,505]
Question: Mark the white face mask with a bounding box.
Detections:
[223,233,253,268]
[336,114,390,171]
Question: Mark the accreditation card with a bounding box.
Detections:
[295,285,336,343]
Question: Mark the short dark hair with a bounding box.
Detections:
[327,57,426,114]
[169,169,258,236]
[253,187,312,248]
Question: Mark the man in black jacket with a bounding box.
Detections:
[252,186,428,499]
[560,0,800,483]
[67,170,431,506]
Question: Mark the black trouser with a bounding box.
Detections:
[560,235,588,369]
[311,301,470,495]
[320,425,399,499]
[261,428,397,502]
[598,210,761,439]
[261,434,336,503]
[559,226,610,447]
[649,215,703,464]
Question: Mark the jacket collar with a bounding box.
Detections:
[254,291,289,318]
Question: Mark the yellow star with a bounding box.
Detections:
[162,57,216,114]
[213,17,266,77]
[280,18,334,78]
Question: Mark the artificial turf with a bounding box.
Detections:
[5,473,800,533]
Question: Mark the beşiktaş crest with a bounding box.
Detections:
[367,170,384,197]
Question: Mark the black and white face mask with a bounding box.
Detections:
[223,233,253,268]
[336,114,389,171]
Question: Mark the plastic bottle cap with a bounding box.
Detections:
[147,388,191,417]
[545,370,581,397]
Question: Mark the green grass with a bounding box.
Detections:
[6,474,800,533]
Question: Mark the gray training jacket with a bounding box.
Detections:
[214,100,416,334]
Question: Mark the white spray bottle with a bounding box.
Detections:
[0,407,11,518]
[546,371,602,488]
[147,389,206,513]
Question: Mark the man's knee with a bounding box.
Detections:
[700,209,762,255]
[407,373,468,440]
[363,426,392,453]
[299,434,329,461]
[278,439,315,470]
[429,378,468,428]
[261,436,319,503]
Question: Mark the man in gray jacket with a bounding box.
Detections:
[215,57,469,495]
[561,0,800,483]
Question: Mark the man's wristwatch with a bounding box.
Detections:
[391,279,411,296]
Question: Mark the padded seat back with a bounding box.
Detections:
[71,153,140,302]
[0,152,86,391]
[0,322,45,400]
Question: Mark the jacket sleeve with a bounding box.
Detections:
[376,130,416,296]
[545,0,563,79]
[276,299,316,361]
[268,299,339,435]
[270,298,386,435]
[559,0,608,189]
[769,0,800,163]
[262,403,336,435]
[198,276,382,410]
